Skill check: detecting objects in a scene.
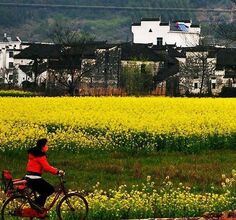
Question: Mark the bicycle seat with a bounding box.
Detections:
[13,179,27,190]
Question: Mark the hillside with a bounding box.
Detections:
[0,0,234,42]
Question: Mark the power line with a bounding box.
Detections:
[0,2,235,13]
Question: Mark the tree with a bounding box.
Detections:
[176,30,225,97]
[93,46,121,89]
[120,62,153,96]
[178,47,217,96]
[0,67,18,89]
[47,20,97,96]
[47,20,122,96]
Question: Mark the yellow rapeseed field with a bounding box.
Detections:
[0,97,235,151]
[0,97,236,219]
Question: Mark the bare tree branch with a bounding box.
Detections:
[178,47,217,96]
[47,20,97,96]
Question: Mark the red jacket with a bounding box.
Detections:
[26,148,58,175]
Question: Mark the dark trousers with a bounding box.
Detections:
[27,178,54,207]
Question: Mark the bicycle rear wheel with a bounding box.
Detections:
[56,192,88,220]
[1,195,31,220]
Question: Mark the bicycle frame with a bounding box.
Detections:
[1,175,88,220]
[25,175,67,213]
[43,175,67,212]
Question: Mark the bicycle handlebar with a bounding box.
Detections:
[58,173,65,177]
[58,174,66,185]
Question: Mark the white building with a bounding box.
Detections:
[175,47,236,96]
[132,18,201,47]
[0,34,32,87]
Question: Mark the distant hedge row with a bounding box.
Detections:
[0,90,35,97]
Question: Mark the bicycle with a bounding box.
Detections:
[1,170,88,220]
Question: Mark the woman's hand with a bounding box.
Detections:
[58,170,65,176]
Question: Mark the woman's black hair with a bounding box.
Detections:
[27,138,48,157]
[36,138,48,149]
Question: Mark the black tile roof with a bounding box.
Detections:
[149,45,180,64]
[14,42,107,59]
[132,23,141,26]
[14,44,62,59]
[190,24,200,28]
[120,43,165,62]
[172,19,191,23]
[141,18,160,21]
[224,70,236,78]
[217,48,236,67]
[177,46,218,58]
[149,45,173,50]
[168,47,185,58]
[160,22,169,26]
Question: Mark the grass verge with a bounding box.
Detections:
[1,149,236,193]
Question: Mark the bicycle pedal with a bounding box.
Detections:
[30,202,45,213]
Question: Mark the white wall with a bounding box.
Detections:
[132,21,169,45]
[0,35,32,86]
[178,52,229,95]
[167,32,200,47]
[132,20,201,47]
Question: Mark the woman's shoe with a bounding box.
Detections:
[30,201,45,213]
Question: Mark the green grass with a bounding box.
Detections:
[1,149,236,193]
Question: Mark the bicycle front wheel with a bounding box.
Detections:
[1,195,31,220]
[56,192,88,220]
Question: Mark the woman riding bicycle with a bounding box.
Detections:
[1,138,88,220]
[25,138,64,210]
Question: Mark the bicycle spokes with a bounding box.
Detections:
[2,196,31,220]
[57,192,88,220]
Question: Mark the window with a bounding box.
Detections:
[9,75,13,80]
[141,64,146,73]
[211,78,216,89]
[9,51,13,58]
[9,62,14,68]
[194,82,198,89]
[212,83,216,89]
[157,38,163,46]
